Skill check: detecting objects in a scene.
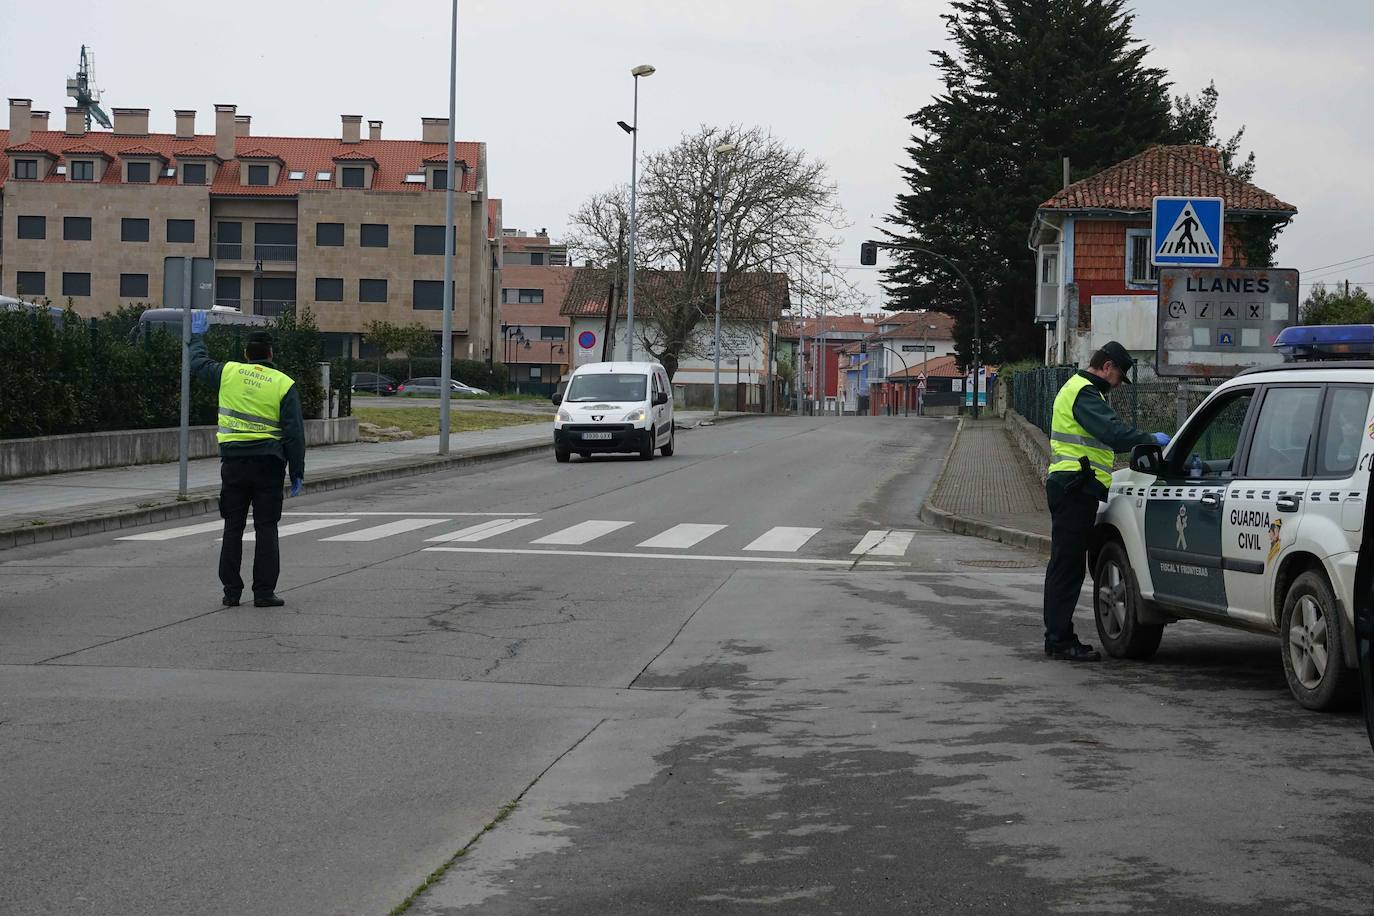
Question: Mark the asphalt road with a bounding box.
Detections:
[2,416,1371,915]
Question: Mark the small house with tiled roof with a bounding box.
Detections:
[1029,144,1297,367]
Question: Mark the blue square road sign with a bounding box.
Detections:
[1152,197,1224,267]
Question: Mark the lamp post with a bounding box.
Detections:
[920,322,937,416]
[617,63,655,362]
[711,140,735,417]
[438,0,458,455]
[887,243,981,420]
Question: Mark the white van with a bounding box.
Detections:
[552,361,674,462]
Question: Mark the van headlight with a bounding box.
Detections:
[622,408,647,423]
[557,408,573,423]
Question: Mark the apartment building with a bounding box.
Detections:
[497,228,572,391]
[1,98,499,360]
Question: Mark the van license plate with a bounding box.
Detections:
[582,432,613,440]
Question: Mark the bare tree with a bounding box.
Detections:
[567,124,853,377]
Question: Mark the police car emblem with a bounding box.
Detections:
[1175,504,1189,550]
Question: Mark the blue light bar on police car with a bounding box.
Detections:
[1273,324,1374,360]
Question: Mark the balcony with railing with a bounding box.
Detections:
[212,240,298,264]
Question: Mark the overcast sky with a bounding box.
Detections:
[3,0,1371,309]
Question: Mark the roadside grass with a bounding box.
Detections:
[390,391,550,403]
[353,406,548,438]
[387,800,519,916]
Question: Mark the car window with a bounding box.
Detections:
[565,373,648,402]
[1316,386,1372,477]
[1245,386,1322,479]
[1170,388,1253,478]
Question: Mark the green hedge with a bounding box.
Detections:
[0,304,331,440]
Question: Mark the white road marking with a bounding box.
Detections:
[425,546,902,567]
[118,520,226,541]
[241,518,355,541]
[531,520,633,546]
[851,530,916,556]
[320,518,450,542]
[743,526,821,552]
[637,523,727,549]
[426,518,542,543]
[282,511,535,517]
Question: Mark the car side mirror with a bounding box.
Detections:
[653,391,668,406]
[551,393,563,405]
[1130,443,1163,475]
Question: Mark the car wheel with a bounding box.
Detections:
[555,447,570,463]
[661,429,675,457]
[1281,570,1355,711]
[639,434,654,460]
[1093,540,1163,660]
[579,451,590,459]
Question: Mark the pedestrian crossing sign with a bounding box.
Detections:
[1152,197,1224,267]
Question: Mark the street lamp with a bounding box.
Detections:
[438,0,459,454]
[711,140,735,417]
[920,322,937,416]
[620,63,655,362]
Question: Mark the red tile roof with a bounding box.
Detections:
[561,267,788,321]
[4,141,56,155]
[119,145,168,160]
[885,354,961,379]
[423,152,469,165]
[173,145,220,159]
[332,149,377,163]
[61,143,112,159]
[0,129,482,195]
[1040,145,1296,214]
[777,314,879,338]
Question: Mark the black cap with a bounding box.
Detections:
[1098,340,1134,382]
[247,330,274,347]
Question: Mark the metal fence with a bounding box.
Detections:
[1008,366,1222,437]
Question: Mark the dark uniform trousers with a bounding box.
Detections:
[1042,473,1103,648]
[219,455,286,599]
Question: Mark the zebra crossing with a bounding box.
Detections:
[116,513,922,563]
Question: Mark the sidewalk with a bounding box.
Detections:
[0,410,746,549]
[921,418,1051,554]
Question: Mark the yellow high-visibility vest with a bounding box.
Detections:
[1048,374,1114,488]
[217,361,294,445]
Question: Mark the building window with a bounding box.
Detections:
[17,215,45,240]
[413,279,450,310]
[359,278,388,302]
[316,222,344,247]
[529,366,543,379]
[167,219,196,244]
[64,216,92,241]
[122,218,150,242]
[1126,229,1159,287]
[216,221,242,260]
[126,161,152,183]
[16,271,45,296]
[216,274,241,309]
[62,272,91,297]
[432,169,447,191]
[183,162,207,185]
[254,222,297,262]
[540,326,567,340]
[360,223,389,248]
[315,277,344,302]
[341,167,366,189]
[247,164,270,186]
[120,273,149,298]
[414,225,449,255]
[502,288,544,304]
[14,159,38,180]
[530,252,544,266]
[70,160,95,181]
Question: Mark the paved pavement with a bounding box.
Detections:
[928,419,1050,537]
[3,415,1372,915]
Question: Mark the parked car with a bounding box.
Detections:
[352,372,399,396]
[551,361,674,462]
[397,377,488,397]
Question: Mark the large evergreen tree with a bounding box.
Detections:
[884,0,1174,364]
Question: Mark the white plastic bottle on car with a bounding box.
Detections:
[1189,453,1203,479]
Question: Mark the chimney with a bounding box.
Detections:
[368,119,382,141]
[341,114,362,144]
[422,117,448,144]
[65,106,86,137]
[174,109,196,139]
[31,110,50,133]
[214,104,236,160]
[8,98,32,145]
[234,115,251,137]
[113,107,150,136]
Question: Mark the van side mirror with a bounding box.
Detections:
[653,391,668,406]
[1130,443,1163,475]
[551,393,563,406]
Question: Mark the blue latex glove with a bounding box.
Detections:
[1152,432,1171,447]
[190,309,209,335]
[289,477,303,498]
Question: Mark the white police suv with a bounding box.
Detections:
[1091,325,1374,710]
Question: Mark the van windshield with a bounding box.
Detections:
[565,373,648,403]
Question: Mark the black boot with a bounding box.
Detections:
[253,593,286,608]
[1046,640,1101,662]
[222,593,241,608]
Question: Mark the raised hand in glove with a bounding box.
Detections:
[1152,432,1172,447]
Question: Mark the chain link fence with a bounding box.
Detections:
[1008,366,1222,437]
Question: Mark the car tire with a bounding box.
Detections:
[555,447,570,463]
[579,452,590,459]
[639,432,654,461]
[1281,570,1356,711]
[661,429,675,457]
[1093,540,1163,660]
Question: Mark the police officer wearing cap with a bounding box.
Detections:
[191,324,306,608]
[1044,341,1170,661]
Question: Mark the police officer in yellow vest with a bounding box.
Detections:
[1044,341,1170,661]
[191,327,306,608]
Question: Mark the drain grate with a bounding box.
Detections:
[959,558,1037,569]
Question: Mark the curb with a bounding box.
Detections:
[919,416,1053,557]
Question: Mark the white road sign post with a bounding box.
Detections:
[164,256,215,497]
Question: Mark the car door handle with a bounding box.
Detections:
[1200,492,1222,509]
[1276,495,1301,512]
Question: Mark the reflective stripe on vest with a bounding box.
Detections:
[217,361,294,445]
[1048,374,1114,488]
